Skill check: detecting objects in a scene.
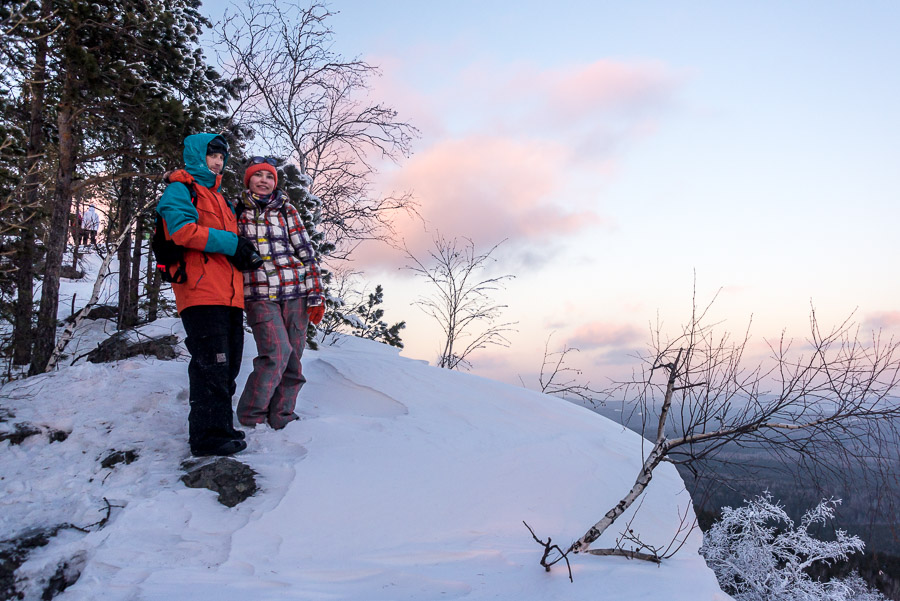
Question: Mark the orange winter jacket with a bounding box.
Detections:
[155,134,243,312]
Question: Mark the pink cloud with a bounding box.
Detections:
[394,57,680,159]
[353,135,606,269]
[489,59,680,156]
[863,311,900,331]
[543,60,676,118]
[344,58,679,270]
[565,322,643,351]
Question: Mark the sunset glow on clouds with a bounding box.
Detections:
[311,2,900,387]
[565,321,644,351]
[500,60,679,156]
[356,58,681,269]
[381,136,602,258]
[863,311,900,332]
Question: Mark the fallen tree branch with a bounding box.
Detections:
[583,548,661,564]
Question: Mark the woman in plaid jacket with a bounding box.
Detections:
[236,157,325,429]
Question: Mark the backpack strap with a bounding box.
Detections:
[187,181,198,206]
[153,173,201,285]
[166,170,199,206]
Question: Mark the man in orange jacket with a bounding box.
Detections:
[156,133,262,457]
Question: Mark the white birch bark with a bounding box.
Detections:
[44,198,155,372]
[568,349,682,554]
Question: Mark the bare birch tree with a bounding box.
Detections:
[534,292,900,570]
[217,0,418,257]
[405,234,515,370]
[527,333,602,405]
[43,196,156,372]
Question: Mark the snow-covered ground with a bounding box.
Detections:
[1,254,730,600]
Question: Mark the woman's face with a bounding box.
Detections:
[249,170,276,196]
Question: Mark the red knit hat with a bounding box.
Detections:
[243,161,278,189]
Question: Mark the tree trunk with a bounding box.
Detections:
[29,64,77,375]
[11,1,49,366]
[146,263,161,323]
[568,349,682,555]
[116,130,138,330]
[568,442,669,554]
[12,228,37,366]
[116,176,135,330]
[128,208,144,323]
[144,177,163,323]
[70,191,82,268]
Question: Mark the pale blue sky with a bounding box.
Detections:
[204,1,900,385]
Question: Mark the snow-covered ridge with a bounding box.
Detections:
[1,281,729,600]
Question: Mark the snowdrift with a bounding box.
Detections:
[1,270,729,600]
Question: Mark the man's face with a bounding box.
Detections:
[248,170,276,196]
[206,152,225,174]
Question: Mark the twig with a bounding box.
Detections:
[64,497,123,533]
[523,521,574,582]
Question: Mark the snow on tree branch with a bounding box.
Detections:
[701,493,885,601]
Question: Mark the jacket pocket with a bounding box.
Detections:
[197,206,224,230]
[185,250,207,290]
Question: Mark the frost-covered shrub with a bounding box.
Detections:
[700,493,885,601]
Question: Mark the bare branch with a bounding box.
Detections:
[530,333,603,405]
[215,0,419,256]
[583,548,661,563]
[523,522,573,582]
[548,288,900,568]
[404,234,516,370]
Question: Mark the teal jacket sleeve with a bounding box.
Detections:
[157,182,238,256]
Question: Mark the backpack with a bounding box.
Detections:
[152,181,199,284]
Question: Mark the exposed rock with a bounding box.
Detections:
[59,266,85,280]
[100,450,138,469]
[47,430,68,444]
[0,423,39,445]
[0,528,55,600]
[63,304,118,324]
[0,528,85,601]
[87,333,179,364]
[41,555,85,601]
[181,457,258,508]
[0,423,68,446]
[84,305,118,321]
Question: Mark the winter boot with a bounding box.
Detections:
[190,438,247,457]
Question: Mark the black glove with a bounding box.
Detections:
[230,236,264,271]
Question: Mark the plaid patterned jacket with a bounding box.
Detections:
[236,191,324,305]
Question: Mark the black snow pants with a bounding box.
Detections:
[180,305,244,452]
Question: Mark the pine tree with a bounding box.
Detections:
[1,0,51,367]
[22,0,243,372]
[0,83,27,330]
[341,285,405,349]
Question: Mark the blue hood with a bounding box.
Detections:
[183,133,229,189]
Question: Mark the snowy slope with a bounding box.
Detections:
[1,256,730,601]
